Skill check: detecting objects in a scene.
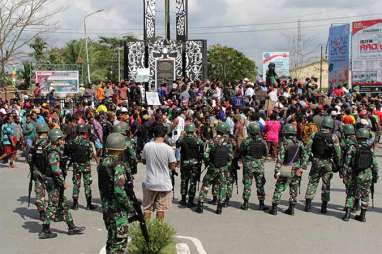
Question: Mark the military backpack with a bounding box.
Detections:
[311,132,334,159]
[354,146,373,171]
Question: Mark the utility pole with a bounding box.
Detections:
[165,0,170,40]
[297,19,303,68]
[320,44,323,91]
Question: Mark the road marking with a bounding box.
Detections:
[176,235,207,254]
[176,243,191,254]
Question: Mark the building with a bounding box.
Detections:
[290,59,329,89]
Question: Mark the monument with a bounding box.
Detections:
[124,0,208,90]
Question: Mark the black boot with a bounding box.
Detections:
[241,200,249,210]
[71,199,79,210]
[268,203,278,216]
[208,196,217,205]
[352,199,360,212]
[86,197,97,210]
[180,195,187,206]
[305,199,312,212]
[39,224,58,239]
[68,222,86,235]
[342,208,351,222]
[321,201,328,214]
[187,197,196,208]
[196,201,204,214]
[223,198,230,208]
[216,202,223,215]
[284,203,295,216]
[355,209,367,222]
[259,200,269,211]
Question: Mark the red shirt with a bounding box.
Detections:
[334,88,345,97]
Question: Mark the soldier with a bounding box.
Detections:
[269,124,307,216]
[340,124,358,221]
[240,122,269,211]
[70,124,98,210]
[176,123,204,207]
[29,123,50,220]
[39,129,85,239]
[98,133,131,253]
[113,122,138,175]
[343,128,379,222]
[196,122,234,214]
[304,117,342,213]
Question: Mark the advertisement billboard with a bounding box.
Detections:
[262,52,290,79]
[35,71,79,96]
[328,24,350,91]
[352,19,382,93]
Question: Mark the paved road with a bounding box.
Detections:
[1,153,382,254]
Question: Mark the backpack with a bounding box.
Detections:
[283,142,300,165]
[311,132,334,159]
[354,146,373,171]
[97,160,116,201]
[210,144,230,168]
[247,139,267,159]
[31,142,49,176]
[67,141,92,163]
[180,137,200,162]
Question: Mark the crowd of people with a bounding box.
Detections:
[0,74,380,253]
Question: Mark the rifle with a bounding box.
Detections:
[171,171,178,201]
[371,183,375,208]
[27,167,34,207]
[125,175,150,244]
[230,161,239,195]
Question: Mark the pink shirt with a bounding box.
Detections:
[265,120,281,143]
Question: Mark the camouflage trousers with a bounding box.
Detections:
[272,175,299,204]
[180,164,200,198]
[72,163,93,200]
[43,184,73,226]
[103,211,129,254]
[242,166,266,202]
[34,179,46,212]
[342,174,355,209]
[198,167,229,203]
[305,159,333,202]
[355,168,373,210]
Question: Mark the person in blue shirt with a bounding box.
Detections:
[0,115,17,168]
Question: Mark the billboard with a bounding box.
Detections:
[352,19,382,93]
[262,52,290,79]
[328,24,350,91]
[35,71,79,96]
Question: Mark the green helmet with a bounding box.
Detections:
[105,133,127,151]
[112,122,129,135]
[247,123,261,135]
[282,124,297,135]
[320,117,334,130]
[185,123,196,133]
[343,124,355,136]
[48,129,64,143]
[36,123,49,133]
[77,124,88,134]
[356,128,371,140]
[216,122,229,135]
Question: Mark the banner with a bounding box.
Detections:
[36,71,79,96]
[328,24,350,91]
[352,19,382,93]
[135,68,151,83]
[146,91,161,106]
[262,52,290,79]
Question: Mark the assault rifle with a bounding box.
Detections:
[231,159,240,194]
[171,171,178,201]
[125,175,150,244]
[371,183,375,208]
[27,167,34,207]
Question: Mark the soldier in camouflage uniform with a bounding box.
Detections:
[342,128,379,222]
[39,129,85,239]
[98,133,131,253]
[269,124,308,216]
[340,124,358,220]
[304,117,342,213]
[176,123,204,207]
[70,124,97,210]
[240,122,269,211]
[29,123,50,220]
[196,122,234,214]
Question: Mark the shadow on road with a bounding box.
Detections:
[13,207,40,221]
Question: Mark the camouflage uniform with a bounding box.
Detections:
[99,154,131,254]
[124,138,138,175]
[340,136,358,209]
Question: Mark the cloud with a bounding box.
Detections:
[282,0,378,9]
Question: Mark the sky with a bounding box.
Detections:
[31,0,382,65]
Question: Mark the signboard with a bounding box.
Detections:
[135,68,151,83]
[352,19,382,93]
[146,91,161,106]
[35,71,79,96]
[328,24,350,91]
[262,52,290,79]
[155,59,175,90]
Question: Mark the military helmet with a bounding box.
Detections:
[36,123,49,133]
[77,124,88,134]
[48,128,64,143]
[320,116,334,130]
[185,123,196,133]
[356,128,371,140]
[343,124,355,136]
[216,122,229,135]
[247,123,261,135]
[282,124,297,135]
[112,122,129,135]
[105,133,127,151]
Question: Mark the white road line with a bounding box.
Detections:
[176,235,207,254]
[176,243,191,254]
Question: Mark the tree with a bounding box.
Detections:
[208,45,257,84]
[29,36,47,63]
[0,0,59,83]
